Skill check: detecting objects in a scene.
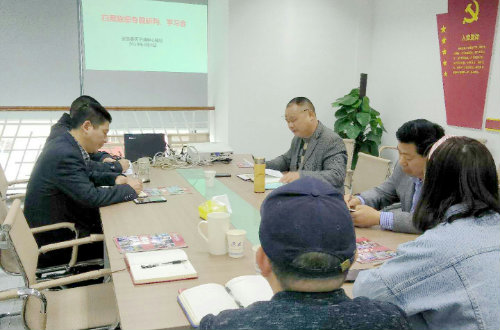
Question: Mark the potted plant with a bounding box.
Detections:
[332,74,386,169]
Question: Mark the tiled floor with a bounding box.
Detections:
[0,269,24,330]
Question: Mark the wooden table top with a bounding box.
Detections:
[100,155,417,330]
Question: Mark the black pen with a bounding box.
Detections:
[140,259,187,269]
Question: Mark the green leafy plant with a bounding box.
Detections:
[332,88,386,169]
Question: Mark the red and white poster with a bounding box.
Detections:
[437,0,498,129]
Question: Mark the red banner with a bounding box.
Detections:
[437,0,498,129]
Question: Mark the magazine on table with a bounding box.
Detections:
[113,232,187,254]
[355,237,397,264]
[138,186,192,198]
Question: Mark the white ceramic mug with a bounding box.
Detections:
[226,229,246,258]
[198,212,230,255]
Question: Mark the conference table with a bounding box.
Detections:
[100,155,417,330]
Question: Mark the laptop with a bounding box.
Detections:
[124,133,166,162]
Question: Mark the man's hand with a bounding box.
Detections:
[279,171,300,183]
[118,158,130,172]
[115,175,128,185]
[126,178,143,195]
[351,205,381,228]
[344,194,362,209]
[102,157,116,163]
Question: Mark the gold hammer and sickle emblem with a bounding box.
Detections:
[463,0,479,24]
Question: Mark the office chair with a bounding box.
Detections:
[0,199,119,330]
[350,152,391,195]
[0,196,98,278]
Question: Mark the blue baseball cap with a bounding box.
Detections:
[259,177,356,275]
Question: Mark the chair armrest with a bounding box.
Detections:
[31,268,112,291]
[31,222,76,235]
[0,288,19,301]
[3,193,26,200]
[0,288,46,306]
[34,223,80,269]
[38,234,104,254]
[7,179,29,186]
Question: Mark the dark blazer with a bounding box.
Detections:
[48,113,123,173]
[24,131,137,246]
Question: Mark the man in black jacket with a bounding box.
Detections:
[48,95,130,174]
[25,101,142,267]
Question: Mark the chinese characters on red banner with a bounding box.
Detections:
[437,0,498,129]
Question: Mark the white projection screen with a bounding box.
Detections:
[80,0,208,106]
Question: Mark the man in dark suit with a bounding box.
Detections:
[48,95,130,174]
[24,101,142,267]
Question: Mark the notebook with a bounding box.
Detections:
[178,275,273,327]
[124,133,166,162]
[125,249,197,285]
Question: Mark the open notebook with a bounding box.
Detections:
[177,275,273,327]
[236,169,284,189]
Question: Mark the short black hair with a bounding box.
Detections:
[70,101,112,129]
[270,252,348,289]
[396,119,445,156]
[287,97,315,113]
[69,95,101,117]
[413,137,500,231]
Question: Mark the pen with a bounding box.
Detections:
[140,259,187,269]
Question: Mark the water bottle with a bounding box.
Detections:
[254,157,265,193]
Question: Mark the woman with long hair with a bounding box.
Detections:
[353,136,500,330]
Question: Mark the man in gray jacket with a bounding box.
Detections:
[345,119,444,234]
[266,97,347,191]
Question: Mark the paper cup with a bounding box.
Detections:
[226,229,246,258]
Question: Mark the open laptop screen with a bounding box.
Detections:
[124,133,166,162]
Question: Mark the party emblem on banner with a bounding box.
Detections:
[463,0,479,24]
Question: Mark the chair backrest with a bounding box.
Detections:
[351,152,391,195]
[2,199,39,285]
[0,164,9,199]
[0,198,21,274]
[343,139,355,170]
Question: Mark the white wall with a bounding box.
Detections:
[220,0,375,159]
[207,0,229,144]
[368,0,500,163]
[211,0,499,165]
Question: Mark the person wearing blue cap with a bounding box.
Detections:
[199,177,410,330]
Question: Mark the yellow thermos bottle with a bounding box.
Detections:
[254,157,266,193]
